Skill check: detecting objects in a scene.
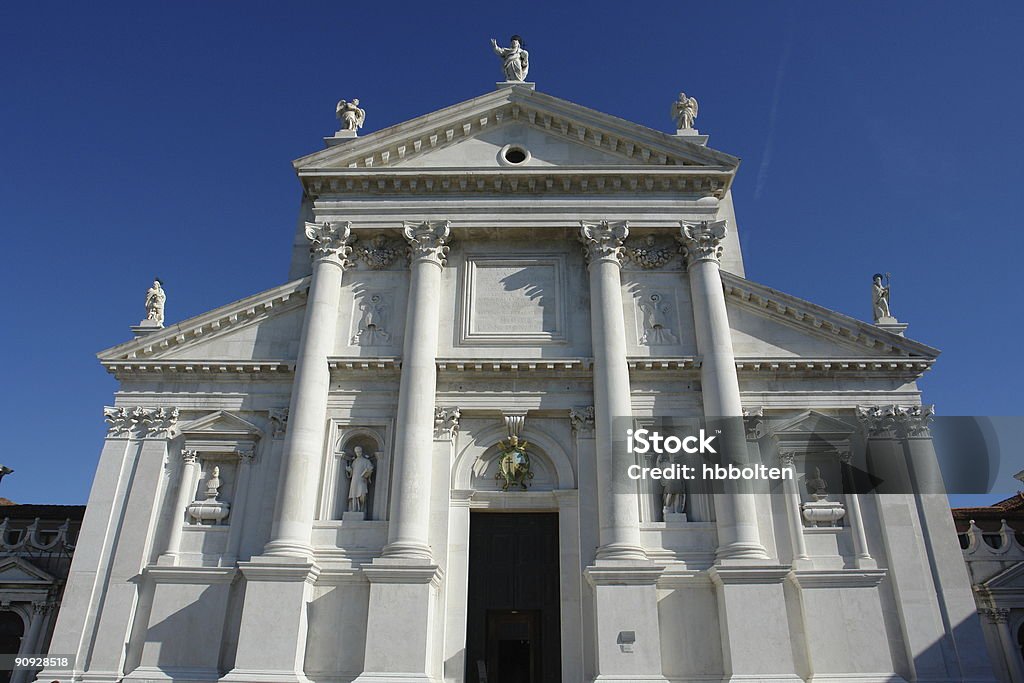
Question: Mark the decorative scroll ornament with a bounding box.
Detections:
[434,406,462,440]
[104,406,179,438]
[181,448,200,464]
[495,436,534,491]
[579,220,629,266]
[981,607,1010,624]
[626,235,676,269]
[678,219,728,265]
[404,221,451,267]
[304,220,354,265]
[856,404,935,438]
[269,408,289,438]
[742,406,765,441]
[569,406,595,434]
[356,234,403,270]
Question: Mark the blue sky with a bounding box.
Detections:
[1,1,1022,506]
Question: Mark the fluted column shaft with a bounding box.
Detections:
[383,221,450,561]
[580,220,645,561]
[265,221,351,557]
[680,220,768,562]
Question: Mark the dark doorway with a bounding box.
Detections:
[466,513,560,683]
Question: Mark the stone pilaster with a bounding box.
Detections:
[159,448,200,565]
[982,609,1024,683]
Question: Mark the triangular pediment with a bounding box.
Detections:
[769,411,857,439]
[177,410,263,440]
[98,277,309,366]
[982,561,1024,590]
[294,86,738,174]
[0,557,55,585]
[723,272,940,365]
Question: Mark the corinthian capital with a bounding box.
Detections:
[856,404,935,438]
[678,219,728,265]
[403,221,451,267]
[305,221,354,265]
[579,220,629,266]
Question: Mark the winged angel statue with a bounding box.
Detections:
[336,98,366,131]
[671,92,698,130]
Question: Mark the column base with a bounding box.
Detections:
[380,540,434,561]
[714,541,771,563]
[124,666,223,683]
[353,674,439,683]
[585,563,667,681]
[261,538,315,558]
[221,668,313,683]
[594,542,648,562]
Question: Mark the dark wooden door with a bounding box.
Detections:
[466,513,561,683]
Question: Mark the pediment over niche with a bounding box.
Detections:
[175,410,263,441]
[293,87,739,198]
[0,557,55,585]
[768,411,858,440]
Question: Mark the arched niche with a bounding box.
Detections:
[328,427,386,520]
[452,422,575,492]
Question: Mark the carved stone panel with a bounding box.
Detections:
[461,254,567,345]
[350,290,394,347]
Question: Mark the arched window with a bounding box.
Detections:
[0,611,25,683]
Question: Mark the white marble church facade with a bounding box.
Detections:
[45,82,995,683]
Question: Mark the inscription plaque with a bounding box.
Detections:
[461,255,567,345]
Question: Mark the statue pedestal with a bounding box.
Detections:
[675,128,709,145]
[875,317,908,336]
[664,512,688,523]
[342,510,365,522]
[495,81,535,90]
[131,319,163,338]
[325,129,358,147]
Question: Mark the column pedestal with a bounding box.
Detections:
[585,566,667,683]
[709,566,802,683]
[354,563,443,683]
[223,560,320,683]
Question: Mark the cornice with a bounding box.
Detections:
[299,168,731,200]
[103,356,932,381]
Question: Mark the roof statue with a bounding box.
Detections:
[872,272,895,323]
[491,35,529,82]
[672,91,699,131]
[336,98,365,132]
[144,278,165,327]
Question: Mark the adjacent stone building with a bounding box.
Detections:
[0,502,85,683]
[954,475,1024,683]
[43,81,995,683]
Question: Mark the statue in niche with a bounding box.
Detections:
[144,279,166,326]
[872,273,893,322]
[336,98,366,131]
[205,466,222,499]
[658,453,686,517]
[352,294,391,345]
[491,35,529,82]
[345,446,375,512]
[639,292,678,345]
[671,92,699,130]
[495,436,534,491]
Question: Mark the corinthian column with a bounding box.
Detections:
[579,220,644,561]
[382,220,450,561]
[264,221,352,557]
[680,219,767,561]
